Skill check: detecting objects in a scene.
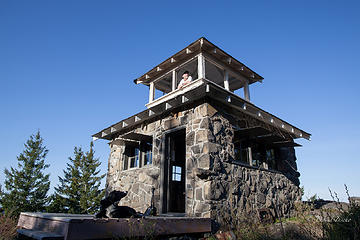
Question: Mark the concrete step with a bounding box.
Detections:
[17,229,64,240]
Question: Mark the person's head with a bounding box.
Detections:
[182,71,189,80]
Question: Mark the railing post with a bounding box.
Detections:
[244,80,250,101]
[172,70,176,91]
[224,70,229,90]
[198,53,205,79]
[149,82,155,103]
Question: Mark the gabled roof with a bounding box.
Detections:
[134,37,264,86]
[93,79,311,141]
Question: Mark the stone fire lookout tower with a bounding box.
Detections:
[93,38,310,224]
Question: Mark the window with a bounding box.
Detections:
[123,155,129,170]
[234,140,250,165]
[205,59,225,87]
[123,140,153,170]
[143,142,152,166]
[124,145,140,169]
[177,59,198,85]
[251,143,265,167]
[130,147,140,168]
[266,149,277,170]
[172,166,182,181]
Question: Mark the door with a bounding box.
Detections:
[165,129,186,213]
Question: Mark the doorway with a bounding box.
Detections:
[163,128,186,213]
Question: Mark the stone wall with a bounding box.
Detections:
[105,101,302,224]
[106,103,214,215]
[203,103,302,226]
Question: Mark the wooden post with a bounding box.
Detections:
[244,80,250,101]
[248,147,253,166]
[224,70,229,90]
[172,70,176,91]
[149,82,155,103]
[198,53,205,79]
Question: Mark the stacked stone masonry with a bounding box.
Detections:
[106,102,301,226]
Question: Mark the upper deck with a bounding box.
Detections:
[135,37,263,107]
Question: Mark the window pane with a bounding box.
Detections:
[234,141,249,165]
[143,142,152,165]
[123,157,128,170]
[127,146,140,168]
[177,59,198,88]
[135,148,139,167]
[205,60,224,87]
[252,145,263,167]
[172,173,181,181]
[175,174,181,181]
[266,149,277,170]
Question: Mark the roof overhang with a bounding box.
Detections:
[93,78,311,141]
[134,37,263,86]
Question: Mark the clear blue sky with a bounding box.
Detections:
[1,0,359,201]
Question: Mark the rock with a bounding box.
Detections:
[186,131,195,146]
[195,168,213,179]
[195,129,207,143]
[257,193,266,204]
[195,188,203,201]
[212,121,223,135]
[198,154,210,169]
[191,145,200,154]
[199,118,209,129]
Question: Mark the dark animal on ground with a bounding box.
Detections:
[95,190,140,218]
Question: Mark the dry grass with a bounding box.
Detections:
[0,212,18,240]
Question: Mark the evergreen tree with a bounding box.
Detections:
[52,147,83,213]
[79,142,105,214]
[1,131,50,216]
[49,142,105,214]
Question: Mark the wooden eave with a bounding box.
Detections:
[93,79,310,141]
[134,37,263,86]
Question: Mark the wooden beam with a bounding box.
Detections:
[165,103,172,110]
[203,52,248,87]
[224,70,229,90]
[149,82,155,103]
[248,147,253,166]
[198,53,205,79]
[244,80,250,101]
[172,70,176,91]
[182,96,189,103]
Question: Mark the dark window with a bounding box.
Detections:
[266,148,277,170]
[123,155,129,170]
[124,145,140,169]
[130,147,140,168]
[234,140,250,165]
[143,142,152,166]
[251,143,265,167]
